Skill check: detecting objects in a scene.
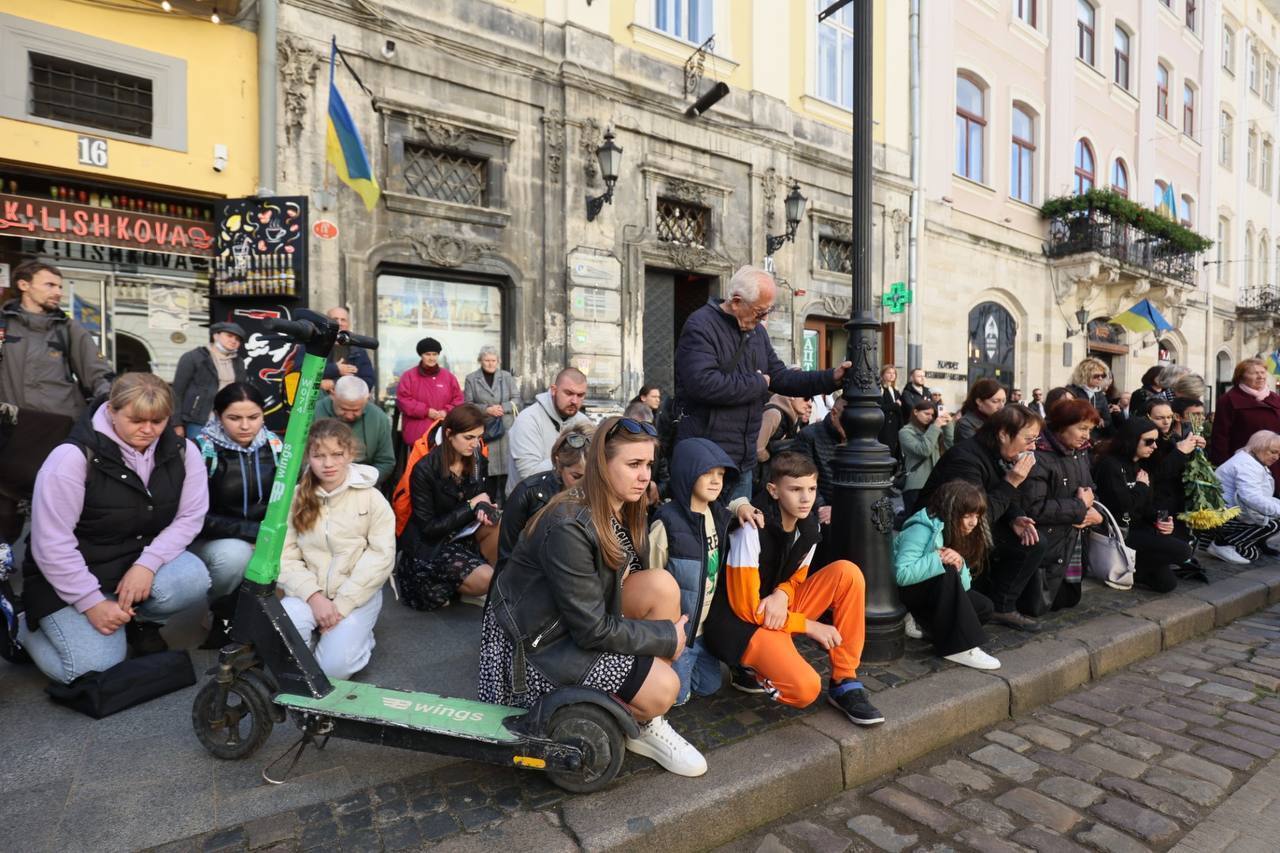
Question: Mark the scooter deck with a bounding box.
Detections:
[275,680,525,744]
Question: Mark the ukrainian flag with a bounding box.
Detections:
[1111,298,1175,334]
[1266,350,1280,376]
[326,38,380,211]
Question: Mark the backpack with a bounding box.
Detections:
[391,420,490,537]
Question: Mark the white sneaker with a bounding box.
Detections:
[904,613,923,640]
[943,647,1002,670]
[625,715,708,777]
[1208,543,1251,565]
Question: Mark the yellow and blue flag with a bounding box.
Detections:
[1267,350,1280,376]
[1160,182,1177,219]
[1111,299,1175,334]
[326,38,380,211]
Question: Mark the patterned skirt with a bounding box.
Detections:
[396,539,487,611]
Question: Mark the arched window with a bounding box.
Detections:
[1249,128,1259,183]
[1261,234,1271,287]
[956,75,986,181]
[1111,159,1129,197]
[1154,179,1168,210]
[1077,0,1096,65]
[1156,63,1170,120]
[1074,139,1095,194]
[1011,105,1035,202]
[1183,83,1195,137]
[1218,216,1230,284]
[1178,194,1194,228]
[1246,227,1256,287]
[1114,26,1131,89]
[1221,109,1233,168]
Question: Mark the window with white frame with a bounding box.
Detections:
[1154,180,1168,209]
[1179,194,1194,228]
[1114,26,1131,89]
[955,75,986,182]
[1224,27,1235,74]
[1251,46,1261,92]
[1261,235,1271,286]
[1074,139,1095,194]
[1010,104,1035,203]
[1183,83,1196,138]
[1016,0,1036,28]
[1221,110,1233,168]
[655,0,713,44]
[1156,64,1170,120]
[1186,0,1197,32]
[1264,140,1274,190]
[1250,128,1259,183]
[1247,228,1256,285]
[1111,159,1129,197]
[1268,62,1277,104]
[1077,0,1096,66]
[1218,217,1230,283]
[817,0,853,110]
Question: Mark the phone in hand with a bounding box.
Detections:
[475,501,500,525]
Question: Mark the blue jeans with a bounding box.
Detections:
[19,551,211,684]
[672,636,723,705]
[191,538,254,598]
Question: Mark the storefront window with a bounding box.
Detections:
[375,273,503,398]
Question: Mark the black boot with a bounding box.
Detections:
[200,594,237,650]
[125,620,169,655]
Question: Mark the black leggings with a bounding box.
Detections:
[1125,526,1192,594]
[898,570,993,656]
[982,537,1049,614]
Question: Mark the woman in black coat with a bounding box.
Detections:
[496,423,592,573]
[397,404,494,611]
[1020,399,1104,616]
[916,405,1045,632]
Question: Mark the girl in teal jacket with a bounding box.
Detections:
[893,481,1000,670]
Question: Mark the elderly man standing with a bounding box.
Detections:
[320,306,375,394]
[675,265,849,502]
[504,367,590,495]
[316,375,397,487]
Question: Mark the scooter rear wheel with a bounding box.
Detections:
[544,704,624,793]
[192,675,274,760]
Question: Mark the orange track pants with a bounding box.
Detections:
[739,560,866,708]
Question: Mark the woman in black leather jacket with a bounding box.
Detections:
[396,404,494,611]
[479,416,707,778]
[191,382,281,647]
[496,422,592,574]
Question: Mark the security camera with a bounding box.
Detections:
[381,40,396,59]
[212,144,228,173]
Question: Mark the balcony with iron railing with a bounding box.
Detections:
[1044,209,1200,285]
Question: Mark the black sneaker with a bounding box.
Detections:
[125,620,169,656]
[828,680,884,726]
[729,665,767,694]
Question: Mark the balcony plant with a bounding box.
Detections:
[1040,188,1213,255]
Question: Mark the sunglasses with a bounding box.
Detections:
[562,433,590,449]
[1140,438,1159,446]
[606,417,658,439]
[1091,373,1106,380]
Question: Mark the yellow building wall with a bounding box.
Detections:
[0,0,258,197]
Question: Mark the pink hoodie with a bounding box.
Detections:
[30,404,210,614]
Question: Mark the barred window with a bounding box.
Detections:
[818,236,853,274]
[29,53,153,138]
[403,144,488,206]
[656,198,709,245]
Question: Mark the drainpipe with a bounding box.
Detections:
[257,0,278,196]
[906,0,922,373]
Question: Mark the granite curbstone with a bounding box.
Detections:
[1126,596,1217,649]
[1057,613,1162,678]
[983,638,1091,717]
[1185,577,1271,627]
[1234,568,1280,606]
[801,667,1009,790]
[561,722,841,852]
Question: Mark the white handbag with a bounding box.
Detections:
[1085,500,1136,590]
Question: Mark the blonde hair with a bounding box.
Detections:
[292,419,359,533]
[108,372,173,420]
[1070,357,1109,388]
[1245,430,1280,457]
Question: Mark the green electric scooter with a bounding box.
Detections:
[191,309,637,793]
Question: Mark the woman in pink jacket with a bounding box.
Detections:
[396,337,464,446]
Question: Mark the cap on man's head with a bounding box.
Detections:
[210,321,247,341]
[417,337,443,355]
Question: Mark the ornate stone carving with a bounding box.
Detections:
[665,242,715,271]
[817,294,853,317]
[580,118,603,184]
[411,118,474,151]
[398,233,496,268]
[871,497,896,533]
[888,208,908,259]
[542,110,565,184]
[1224,319,1237,341]
[278,36,321,146]
[761,167,779,229]
[664,178,708,205]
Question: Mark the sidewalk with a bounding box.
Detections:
[2,551,1277,853]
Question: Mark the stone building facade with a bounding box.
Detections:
[272,0,909,402]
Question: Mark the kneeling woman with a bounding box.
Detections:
[279,419,395,679]
[893,481,998,670]
[478,416,703,777]
[20,373,212,683]
[1210,430,1280,564]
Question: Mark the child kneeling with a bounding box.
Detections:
[279,419,396,679]
[703,452,884,725]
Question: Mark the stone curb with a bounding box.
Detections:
[1058,612,1163,678]
[979,638,1091,717]
[1184,576,1270,626]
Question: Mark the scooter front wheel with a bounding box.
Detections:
[544,704,624,793]
[192,675,275,759]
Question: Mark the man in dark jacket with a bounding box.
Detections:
[900,368,933,422]
[172,322,247,441]
[674,266,847,503]
[320,306,376,393]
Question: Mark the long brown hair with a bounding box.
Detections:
[438,403,486,477]
[530,415,655,570]
[961,378,1004,416]
[926,481,991,574]
[292,419,359,533]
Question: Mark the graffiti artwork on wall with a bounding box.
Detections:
[229,306,303,432]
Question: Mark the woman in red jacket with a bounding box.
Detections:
[1209,359,1280,493]
[395,337,464,447]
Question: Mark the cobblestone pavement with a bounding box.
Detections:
[720,603,1280,853]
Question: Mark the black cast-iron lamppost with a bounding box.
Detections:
[1076,307,1090,336]
[766,182,807,256]
[586,127,623,221]
[828,0,904,662]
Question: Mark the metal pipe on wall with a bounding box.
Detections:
[906,0,922,373]
[257,0,278,197]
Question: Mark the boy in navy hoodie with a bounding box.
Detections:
[649,438,755,704]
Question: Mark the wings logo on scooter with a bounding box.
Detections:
[382,697,412,711]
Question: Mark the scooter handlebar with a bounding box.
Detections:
[263,318,317,341]
[338,331,379,350]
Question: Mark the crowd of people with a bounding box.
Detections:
[4,259,1280,782]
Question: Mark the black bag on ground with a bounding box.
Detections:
[45,650,196,718]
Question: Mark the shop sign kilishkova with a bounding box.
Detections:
[0,193,215,257]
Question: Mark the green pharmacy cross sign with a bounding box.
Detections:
[885,282,912,314]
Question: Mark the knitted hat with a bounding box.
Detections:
[417,337,443,355]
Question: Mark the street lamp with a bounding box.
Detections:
[586,127,623,222]
[830,0,904,663]
[1076,307,1090,337]
[766,182,807,256]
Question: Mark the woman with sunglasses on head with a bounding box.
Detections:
[496,423,594,575]
[479,416,707,777]
[1093,418,1189,593]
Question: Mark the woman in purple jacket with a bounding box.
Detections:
[18,373,211,684]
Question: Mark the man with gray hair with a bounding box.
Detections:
[316,374,396,486]
[674,265,850,502]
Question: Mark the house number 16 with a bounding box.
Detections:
[77,136,109,168]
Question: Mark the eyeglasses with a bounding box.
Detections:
[562,433,590,450]
[1140,438,1159,447]
[736,297,777,321]
[606,417,658,439]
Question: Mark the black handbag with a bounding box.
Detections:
[45,650,196,718]
[483,415,506,442]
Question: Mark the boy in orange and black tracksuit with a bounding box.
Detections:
[703,452,885,725]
